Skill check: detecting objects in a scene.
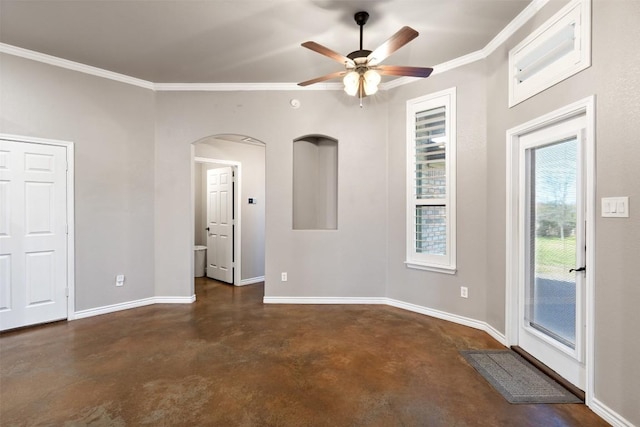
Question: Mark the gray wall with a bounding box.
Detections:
[386,2,640,422]
[0,54,156,311]
[194,161,204,245]
[194,139,266,281]
[154,91,389,299]
[386,60,489,322]
[483,1,640,422]
[484,0,570,341]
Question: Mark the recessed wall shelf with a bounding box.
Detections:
[292,135,338,230]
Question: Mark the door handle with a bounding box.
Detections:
[569,266,586,273]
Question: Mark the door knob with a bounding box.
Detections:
[569,266,586,273]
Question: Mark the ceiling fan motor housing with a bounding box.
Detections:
[347,50,372,61]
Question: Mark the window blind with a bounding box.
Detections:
[414,107,446,200]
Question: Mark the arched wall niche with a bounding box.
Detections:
[292,134,338,230]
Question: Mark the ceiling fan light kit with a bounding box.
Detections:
[299,11,433,106]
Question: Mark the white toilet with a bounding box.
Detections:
[194,245,207,277]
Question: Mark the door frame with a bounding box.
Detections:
[0,133,75,320]
[194,156,242,286]
[505,96,596,404]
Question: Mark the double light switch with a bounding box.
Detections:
[601,197,629,218]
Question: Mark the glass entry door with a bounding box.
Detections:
[518,115,586,389]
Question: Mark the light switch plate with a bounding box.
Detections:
[601,197,629,218]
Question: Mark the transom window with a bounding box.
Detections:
[508,0,591,107]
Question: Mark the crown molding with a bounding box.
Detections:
[153,82,343,91]
[482,0,550,56]
[0,43,155,90]
[379,48,487,91]
[0,0,549,93]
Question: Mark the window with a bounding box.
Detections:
[406,88,456,274]
[508,0,591,107]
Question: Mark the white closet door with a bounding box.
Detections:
[0,140,68,331]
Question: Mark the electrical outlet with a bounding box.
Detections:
[460,286,468,298]
[281,272,288,282]
[116,274,125,287]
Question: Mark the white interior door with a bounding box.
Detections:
[0,139,68,331]
[206,166,234,283]
[517,114,587,389]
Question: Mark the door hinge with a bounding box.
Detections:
[66,224,69,234]
[65,288,69,297]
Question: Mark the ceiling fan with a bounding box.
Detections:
[298,11,433,101]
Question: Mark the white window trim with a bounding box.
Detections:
[509,0,591,107]
[405,87,457,274]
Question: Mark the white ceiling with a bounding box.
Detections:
[0,0,531,84]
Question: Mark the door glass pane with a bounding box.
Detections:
[526,138,577,348]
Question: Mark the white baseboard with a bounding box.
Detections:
[385,298,507,346]
[263,295,507,346]
[589,398,636,427]
[263,296,388,305]
[483,323,508,346]
[154,295,196,304]
[73,295,196,320]
[238,276,265,286]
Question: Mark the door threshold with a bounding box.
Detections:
[511,345,585,402]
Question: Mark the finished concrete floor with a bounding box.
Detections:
[1,278,607,426]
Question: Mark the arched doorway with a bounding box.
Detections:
[191,134,266,291]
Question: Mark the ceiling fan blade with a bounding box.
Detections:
[367,26,419,66]
[298,71,346,87]
[376,65,433,78]
[302,41,355,67]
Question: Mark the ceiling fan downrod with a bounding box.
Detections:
[354,11,369,51]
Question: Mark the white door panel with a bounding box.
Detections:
[0,255,10,310]
[517,115,587,389]
[206,167,234,283]
[0,140,68,330]
[0,182,10,236]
